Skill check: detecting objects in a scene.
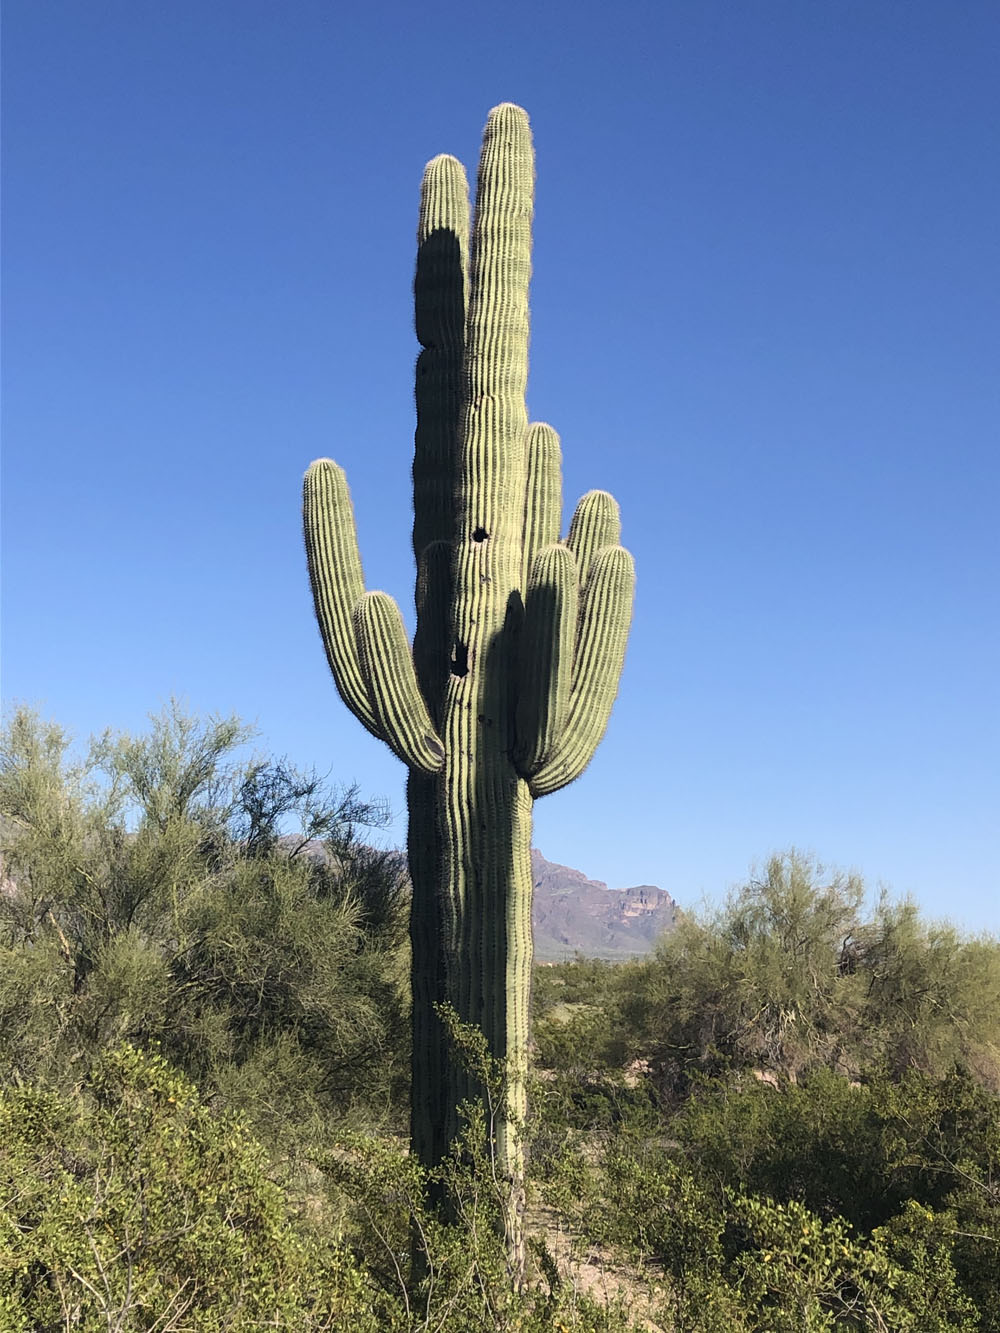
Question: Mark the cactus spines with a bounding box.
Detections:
[303,104,634,1274]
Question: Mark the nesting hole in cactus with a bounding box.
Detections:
[472,526,489,542]
[451,642,469,678]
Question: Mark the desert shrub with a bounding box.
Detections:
[530,1016,658,1143]
[622,852,1000,1095]
[672,1063,1000,1233]
[531,956,656,1147]
[0,1044,376,1331]
[0,704,409,1159]
[533,956,631,1016]
[621,853,868,1091]
[723,1192,978,1332]
[0,1036,632,1332]
[857,898,1000,1088]
[673,1068,903,1231]
[541,1128,980,1331]
[867,1067,1000,1330]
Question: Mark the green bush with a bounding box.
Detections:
[726,1193,978,1332]
[1,1039,633,1331]
[672,1065,1000,1297]
[6,711,998,1330]
[0,1044,376,1331]
[531,957,658,1146]
[0,704,410,1160]
[674,1068,901,1231]
[541,1127,981,1331]
[622,853,1000,1095]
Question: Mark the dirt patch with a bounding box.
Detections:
[527,1201,673,1331]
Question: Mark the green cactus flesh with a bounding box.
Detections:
[303,105,634,1259]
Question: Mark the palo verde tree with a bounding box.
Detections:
[0,704,409,1154]
[302,104,634,1271]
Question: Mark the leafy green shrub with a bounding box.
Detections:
[1,1038,633,1332]
[0,705,410,1160]
[0,1044,376,1331]
[533,957,632,1017]
[622,853,1000,1095]
[674,1068,903,1231]
[726,1193,978,1332]
[858,899,1000,1088]
[540,1126,983,1330]
[531,958,658,1147]
[665,1065,1000,1325]
[868,1069,1000,1331]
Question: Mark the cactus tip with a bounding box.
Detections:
[485,102,531,133]
[424,152,464,175]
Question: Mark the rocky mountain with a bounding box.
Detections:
[530,849,677,961]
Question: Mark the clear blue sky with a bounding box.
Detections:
[3,1,998,928]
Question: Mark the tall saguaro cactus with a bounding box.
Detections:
[303,104,634,1270]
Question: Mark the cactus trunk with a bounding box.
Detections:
[303,105,634,1278]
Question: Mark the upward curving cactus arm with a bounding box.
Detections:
[566,489,622,588]
[303,460,381,738]
[303,463,448,774]
[514,543,578,774]
[413,155,469,562]
[521,423,563,588]
[354,593,445,774]
[530,543,635,796]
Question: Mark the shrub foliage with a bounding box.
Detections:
[2,709,998,1329]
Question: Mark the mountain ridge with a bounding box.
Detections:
[530,848,678,961]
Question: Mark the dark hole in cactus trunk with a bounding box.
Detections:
[472,526,489,542]
[451,642,469,677]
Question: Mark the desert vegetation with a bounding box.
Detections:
[2,704,998,1329]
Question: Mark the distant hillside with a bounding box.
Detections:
[530,849,678,961]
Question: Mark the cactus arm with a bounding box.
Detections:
[566,489,622,589]
[413,155,469,561]
[521,423,563,590]
[303,460,382,737]
[412,157,468,725]
[354,592,446,775]
[529,544,635,796]
[513,544,577,774]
